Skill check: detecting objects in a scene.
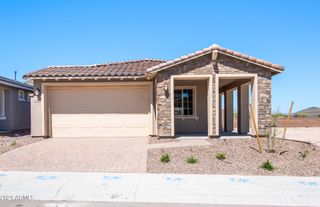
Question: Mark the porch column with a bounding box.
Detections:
[237,84,249,134]
[219,94,223,132]
[224,89,233,132]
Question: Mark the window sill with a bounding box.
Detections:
[0,116,7,120]
[175,116,199,120]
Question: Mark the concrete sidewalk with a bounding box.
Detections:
[278,127,320,147]
[0,200,292,207]
[0,171,319,206]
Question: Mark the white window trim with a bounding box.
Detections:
[0,88,6,120]
[174,86,197,119]
[18,90,26,101]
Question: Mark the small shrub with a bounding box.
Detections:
[272,112,287,118]
[10,140,17,147]
[261,160,274,171]
[299,150,309,159]
[216,152,226,160]
[294,112,307,118]
[186,156,198,164]
[160,154,170,163]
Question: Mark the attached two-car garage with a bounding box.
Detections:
[47,84,152,138]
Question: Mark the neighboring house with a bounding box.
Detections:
[24,44,284,138]
[0,76,33,131]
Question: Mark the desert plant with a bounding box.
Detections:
[216,152,226,160]
[266,113,279,153]
[160,154,170,163]
[294,112,307,118]
[233,112,238,119]
[261,160,274,171]
[10,140,17,147]
[272,112,287,118]
[186,156,198,164]
[299,150,309,159]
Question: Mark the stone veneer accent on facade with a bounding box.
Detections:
[156,53,271,137]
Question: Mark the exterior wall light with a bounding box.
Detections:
[34,88,40,96]
[164,83,168,92]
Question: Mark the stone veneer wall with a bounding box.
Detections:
[217,55,272,135]
[155,53,272,137]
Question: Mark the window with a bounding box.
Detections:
[174,87,196,118]
[0,88,5,118]
[18,90,25,101]
[26,92,31,102]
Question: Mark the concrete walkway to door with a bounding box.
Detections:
[0,138,147,172]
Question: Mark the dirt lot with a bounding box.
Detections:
[147,138,320,176]
[0,130,43,155]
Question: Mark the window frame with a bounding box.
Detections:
[0,88,6,119]
[26,92,31,102]
[18,90,26,101]
[174,86,197,119]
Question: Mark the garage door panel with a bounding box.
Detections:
[51,102,77,114]
[49,85,151,138]
[124,114,148,127]
[51,114,75,127]
[52,103,149,114]
[75,115,101,127]
[100,115,122,127]
[75,127,101,137]
[52,127,76,138]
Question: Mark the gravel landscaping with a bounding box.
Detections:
[0,130,43,155]
[147,138,320,176]
[148,136,178,144]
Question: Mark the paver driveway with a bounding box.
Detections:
[0,137,147,172]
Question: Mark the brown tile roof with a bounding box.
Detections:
[24,59,165,78]
[24,44,284,79]
[147,44,284,73]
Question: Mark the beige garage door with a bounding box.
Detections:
[48,85,151,138]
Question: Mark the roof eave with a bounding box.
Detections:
[147,48,284,75]
[23,75,151,81]
[217,50,284,75]
[146,50,213,74]
[0,79,33,91]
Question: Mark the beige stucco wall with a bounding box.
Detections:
[174,80,208,134]
[30,80,44,136]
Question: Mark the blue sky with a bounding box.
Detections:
[0,0,319,112]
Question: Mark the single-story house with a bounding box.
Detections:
[0,75,33,131]
[24,44,284,138]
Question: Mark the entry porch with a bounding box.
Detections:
[169,74,258,138]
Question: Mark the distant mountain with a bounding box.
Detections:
[293,107,320,117]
